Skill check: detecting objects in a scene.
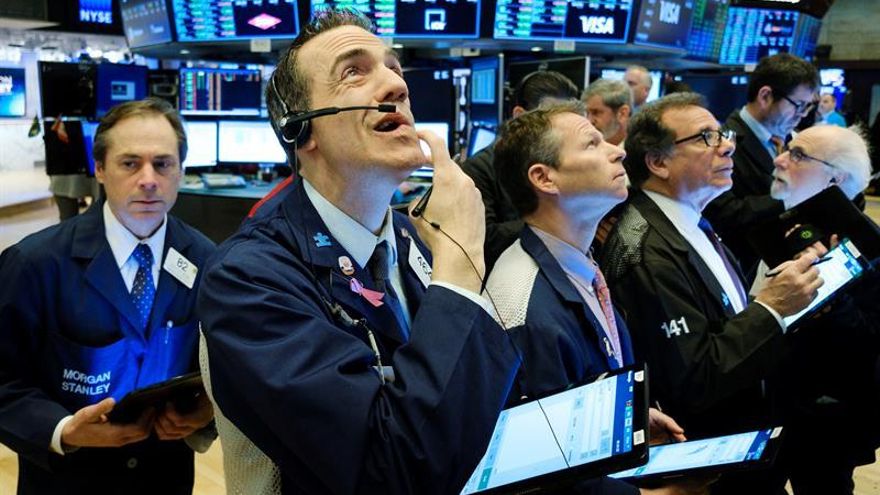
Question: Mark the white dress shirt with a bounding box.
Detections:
[303,179,492,324]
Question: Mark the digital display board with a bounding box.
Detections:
[311,0,480,38]
[0,68,26,118]
[719,8,798,65]
[172,0,299,41]
[121,0,173,48]
[792,13,821,59]
[494,0,634,43]
[179,68,262,116]
[633,0,695,49]
[685,0,729,61]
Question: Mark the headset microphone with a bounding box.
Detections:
[278,104,397,147]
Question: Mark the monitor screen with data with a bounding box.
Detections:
[218,120,286,164]
[494,0,634,43]
[460,368,647,494]
[183,121,218,168]
[312,0,480,38]
[172,0,299,41]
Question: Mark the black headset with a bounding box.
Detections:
[270,74,396,148]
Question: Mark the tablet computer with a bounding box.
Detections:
[108,372,204,423]
[782,238,866,328]
[749,186,880,267]
[609,427,784,482]
[460,366,649,494]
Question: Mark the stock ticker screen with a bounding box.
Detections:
[633,0,695,50]
[685,0,729,61]
[172,0,299,41]
[494,0,634,43]
[719,7,798,65]
[120,0,173,48]
[312,0,480,38]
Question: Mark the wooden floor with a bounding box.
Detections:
[2,197,880,494]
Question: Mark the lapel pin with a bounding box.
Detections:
[338,256,355,276]
[313,232,332,248]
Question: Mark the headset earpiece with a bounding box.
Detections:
[278,112,311,148]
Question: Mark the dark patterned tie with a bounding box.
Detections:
[367,241,409,338]
[698,218,748,309]
[130,244,156,331]
[591,260,623,368]
[769,135,785,156]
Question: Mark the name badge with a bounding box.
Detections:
[163,247,198,289]
[407,238,432,288]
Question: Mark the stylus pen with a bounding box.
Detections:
[410,186,433,218]
[764,255,832,278]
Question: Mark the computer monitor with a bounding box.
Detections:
[599,69,663,103]
[218,120,287,164]
[720,8,798,65]
[686,0,730,62]
[468,125,497,158]
[173,0,299,41]
[96,63,148,117]
[494,0,634,43]
[633,0,696,50]
[179,68,261,117]
[39,62,97,118]
[120,0,173,48]
[674,73,749,120]
[82,121,99,175]
[470,55,504,126]
[0,67,26,118]
[183,121,218,168]
[312,0,480,38]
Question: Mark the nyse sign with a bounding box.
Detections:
[659,1,681,25]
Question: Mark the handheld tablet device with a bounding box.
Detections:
[782,238,866,328]
[749,186,880,267]
[108,372,204,423]
[460,366,649,494]
[610,427,784,482]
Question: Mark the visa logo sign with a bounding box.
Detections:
[579,15,615,35]
[659,1,681,25]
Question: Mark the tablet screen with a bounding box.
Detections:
[610,428,780,479]
[784,239,864,327]
[461,369,644,494]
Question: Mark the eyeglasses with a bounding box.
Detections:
[783,145,839,169]
[674,128,736,148]
[781,94,816,115]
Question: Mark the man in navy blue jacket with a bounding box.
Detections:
[0,98,216,494]
[197,9,520,495]
[487,101,700,495]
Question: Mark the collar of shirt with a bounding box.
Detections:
[643,189,702,235]
[103,201,167,273]
[739,106,778,155]
[529,225,597,289]
[302,178,397,270]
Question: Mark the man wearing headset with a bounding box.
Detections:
[197,9,520,494]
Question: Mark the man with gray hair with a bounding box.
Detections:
[624,66,652,110]
[583,79,632,146]
[600,92,823,494]
[756,124,880,495]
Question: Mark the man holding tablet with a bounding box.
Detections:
[485,102,702,495]
[600,93,823,495]
[762,124,880,494]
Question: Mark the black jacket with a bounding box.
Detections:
[703,111,785,281]
[460,145,523,271]
[600,190,785,439]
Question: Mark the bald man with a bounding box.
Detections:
[624,66,652,110]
